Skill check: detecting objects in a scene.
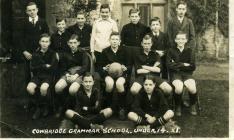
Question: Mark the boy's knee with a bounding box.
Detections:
[102,108,113,118]
[40,83,49,96]
[184,79,197,94]
[55,79,67,93]
[130,82,142,95]
[159,82,172,95]
[105,76,114,92]
[69,82,80,96]
[65,109,76,119]
[172,80,183,94]
[116,77,126,93]
[163,110,174,120]
[27,82,37,95]
[128,112,137,120]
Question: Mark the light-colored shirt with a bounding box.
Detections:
[29,16,39,24]
[177,16,184,23]
[90,18,118,52]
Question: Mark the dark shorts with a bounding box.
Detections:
[134,74,165,86]
[171,73,194,82]
[134,111,161,118]
[30,76,51,85]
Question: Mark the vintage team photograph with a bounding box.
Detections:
[0,0,230,138]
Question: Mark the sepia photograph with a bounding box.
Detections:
[0,0,231,138]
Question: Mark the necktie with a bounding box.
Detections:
[32,18,35,25]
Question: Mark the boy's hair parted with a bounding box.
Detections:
[39,33,51,40]
[76,10,87,17]
[129,8,140,16]
[150,17,161,25]
[26,1,37,7]
[68,34,80,41]
[110,31,120,38]
[176,31,188,38]
[176,0,187,8]
[142,34,153,42]
[82,72,94,80]
[56,17,66,24]
[100,4,110,11]
[144,74,156,84]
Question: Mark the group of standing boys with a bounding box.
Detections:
[21,0,198,130]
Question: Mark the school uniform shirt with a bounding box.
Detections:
[133,49,161,75]
[121,22,150,47]
[73,86,103,115]
[60,48,89,76]
[67,24,92,48]
[30,48,57,78]
[90,18,118,53]
[167,16,196,48]
[166,46,196,75]
[51,30,71,53]
[131,88,169,117]
[101,46,131,74]
[150,31,169,52]
[20,16,49,54]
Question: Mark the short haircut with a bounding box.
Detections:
[176,0,187,8]
[56,17,66,24]
[39,33,50,40]
[142,34,152,42]
[150,17,161,25]
[176,31,187,38]
[110,32,120,38]
[100,4,110,11]
[82,72,94,80]
[77,11,86,17]
[26,2,37,8]
[68,34,80,41]
[129,8,140,16]
[144,74,156,83]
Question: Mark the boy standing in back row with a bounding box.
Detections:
[90,4,118,73]
[167,0,196,49]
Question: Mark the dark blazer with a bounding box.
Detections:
[131,88,169,117]
[166,46,196,75]
[20,17,49,54]
[167,16,196,48]
[50,30,71,53]
[149,31,169,52]
[67,24,92,48]
[121,22,150,47]
[59,48,89,76]
[73,86,103,115]
[30,48,57,78]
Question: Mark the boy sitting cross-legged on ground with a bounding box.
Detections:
[128,74,179,130]
[60,72,112,129]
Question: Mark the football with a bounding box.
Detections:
[108,62,123,78]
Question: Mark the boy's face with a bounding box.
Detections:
[77,14,86,26]
[150,20,161,33]
[143,79,155,94]
[68,39,80,52]
[82,76,94,91]
[56,20,66,32]
[176,4,187,17]
[141,39,152,53]
[26,5,38,18]
[175,34,188,47]
[39,37,50,50]
[110,35,121,49]
[100,8,110,20]
[129,12,140,24]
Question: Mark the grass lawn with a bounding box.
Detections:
[0,62,229,138]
